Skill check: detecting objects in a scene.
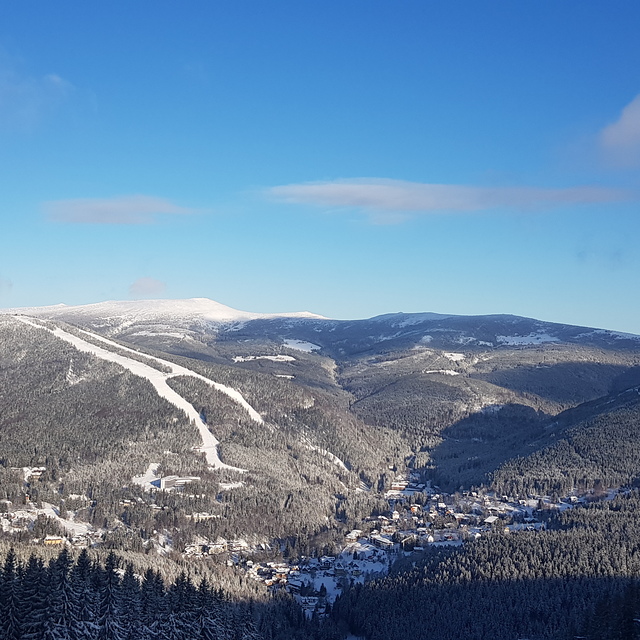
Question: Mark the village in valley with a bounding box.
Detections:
[0,465,623,617]
[184,473,617,616]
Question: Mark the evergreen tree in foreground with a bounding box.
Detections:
[0,547,270,640]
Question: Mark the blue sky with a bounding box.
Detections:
[1,1,640,332]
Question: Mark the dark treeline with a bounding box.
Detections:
[0,547,262,640]
[0,546,342,640]
[331,491,640,640]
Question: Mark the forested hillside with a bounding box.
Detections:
[492,387,640,496]
[332,491,640,640]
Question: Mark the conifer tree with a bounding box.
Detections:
[0,548,22,640]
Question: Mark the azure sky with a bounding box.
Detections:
[1,1,640,333]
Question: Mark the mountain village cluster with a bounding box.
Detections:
[1,465,619,617]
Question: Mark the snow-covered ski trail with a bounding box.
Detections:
[71,326,264,423]
[15,316,258,472]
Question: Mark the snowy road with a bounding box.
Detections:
[15,316,258,472]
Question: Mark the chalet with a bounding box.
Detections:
[287,578,304,593]
[319,556,335,569]
[71,535,91,548]
[346,529,362,542]
[43,535,65,546]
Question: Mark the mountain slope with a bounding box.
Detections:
[2,298,640,527]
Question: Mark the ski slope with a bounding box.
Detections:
[15,316,260,472]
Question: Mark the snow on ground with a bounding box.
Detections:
[219,481,245,491]
[72,327,263,424]
[131,330,190,339]
[2,502,91,538]
[443,352,465,362]
[372,312,452,326]
[423,369,461,376]
[576,329,640,341]
[132,463,161,490]
[283,339,321,353]
[302,439,349,472]
[481,404,505,414]
[497,333,560,346]
[294,542,389,608]
[5,298,326,326]
[38,502,91,537]
[15,317,252,472]
[274,374,295,379]
[233,354,296,363]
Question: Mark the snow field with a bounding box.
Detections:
[283,338,321,353]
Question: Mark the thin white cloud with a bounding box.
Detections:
[129,277,167,298]
[0,51,72,131]
[268,179,632,223]
[44,195,196,224]
[600,94,640,166]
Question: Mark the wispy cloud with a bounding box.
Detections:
[0,51,72,131]
[129,277,167,298]
[44,195,197,224]
[600,94,640,167]
[267,179,632,223]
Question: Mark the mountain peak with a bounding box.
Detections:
[2,297,327,325]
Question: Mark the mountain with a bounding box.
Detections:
[6,297,324,331]
[4,299,640,480]
[9,298,638,354]
[2,298,640,544]
[4,298,640,639]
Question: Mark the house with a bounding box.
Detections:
[484,515,499,525]
[319,556,335,568]
[287,578,304,593]
[43,535,65,546]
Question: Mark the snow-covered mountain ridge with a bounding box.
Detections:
[3,297,640,354]
[3,297,325,325]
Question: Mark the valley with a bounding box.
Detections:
[2,298,640,639]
